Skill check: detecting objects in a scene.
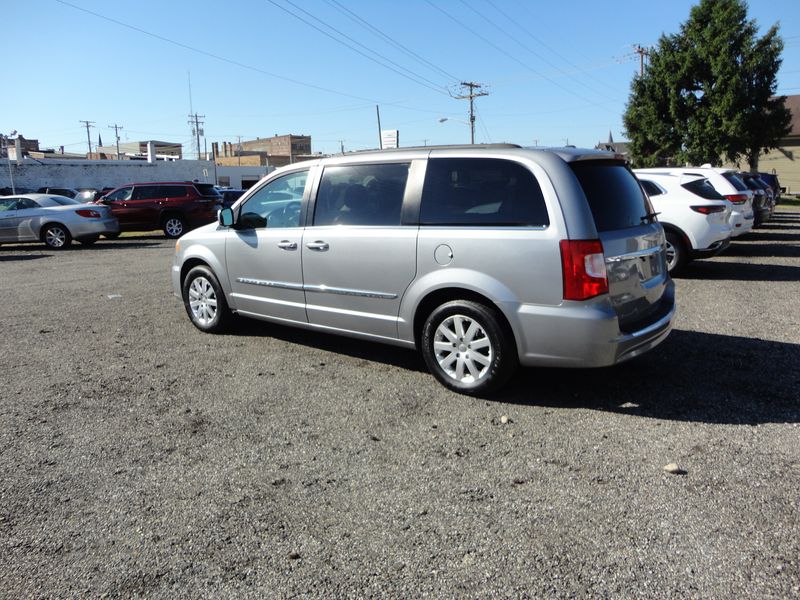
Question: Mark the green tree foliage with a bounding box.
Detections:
[623,0,791,169]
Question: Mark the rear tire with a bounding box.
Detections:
[42,224,72,250]
[182,265,231,333]
[665,231,688,274]
[421,300,517,396]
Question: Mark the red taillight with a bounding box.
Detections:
[725,193,748,205]
[690,205,726,215]
[75,209,102,218]
[559,239,609,301]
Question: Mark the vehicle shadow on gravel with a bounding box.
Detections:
[502,329,799,425]
[0,254,51,262]
[227,317,428,372]
[676,259,800,281]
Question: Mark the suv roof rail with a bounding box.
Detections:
[338,143,522,156]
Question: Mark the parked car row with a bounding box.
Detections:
[0,180,224,248]
[633,166,779,273]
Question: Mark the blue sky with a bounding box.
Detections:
[3,0,799,157]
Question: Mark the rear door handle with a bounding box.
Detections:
[306,241,329,251]
[277,240,297,250]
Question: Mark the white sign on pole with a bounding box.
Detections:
[381,129,399,149]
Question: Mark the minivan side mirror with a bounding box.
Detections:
[219,207,234,227]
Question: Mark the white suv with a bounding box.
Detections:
[636,167,754,238]
[635,171,732,273]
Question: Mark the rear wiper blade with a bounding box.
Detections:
[641,211,660,223]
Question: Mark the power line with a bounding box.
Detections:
[463,0,617,100]
[322,0,460,82]
[54,0,378,103]
[426,0,607,109]
[266,0,449,96]
[486,0,620,96]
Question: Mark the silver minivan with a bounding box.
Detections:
[172,145,675,394]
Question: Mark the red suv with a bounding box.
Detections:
[97,182,221,238]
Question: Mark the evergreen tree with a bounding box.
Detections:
[623,0,790,168]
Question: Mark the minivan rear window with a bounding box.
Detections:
[570,161,651,231]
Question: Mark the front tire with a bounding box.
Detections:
[163,215,186,239]
[42,224,72,250]
[421,300,517,396]
[182,265,231,333]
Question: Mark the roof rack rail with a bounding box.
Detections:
[340,143,522,155]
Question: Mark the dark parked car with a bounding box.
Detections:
[219,189,246,209]
[36,187,79,198]
[96,181,221,238]
[758,172,782,204]
[739,173,774,225]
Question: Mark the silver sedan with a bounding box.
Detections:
[0,194,119,249]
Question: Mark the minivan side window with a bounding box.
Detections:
[420,158,549,226]
[313,163,410,226]
[238,170,308,229]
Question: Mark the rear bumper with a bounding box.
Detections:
[692,238,730,259]
[71,217,120,239]
[512,284,676,368]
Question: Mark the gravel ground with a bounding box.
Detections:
[1,211,798,599]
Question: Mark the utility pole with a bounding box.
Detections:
[452,82,489,144]
[188,113,205,160]
[79,120,95,156]
[237,135,242,166]
[376,105,383,149]
[108,124,123,160]
[633,45,649,76]
[339,140,345,154]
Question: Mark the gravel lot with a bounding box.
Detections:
[1,211,798,599]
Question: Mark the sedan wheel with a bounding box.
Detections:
[43,224,72,249]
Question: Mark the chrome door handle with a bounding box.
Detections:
[306,241,329,251]
[277,240,297,250]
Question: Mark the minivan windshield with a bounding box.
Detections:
[570,161,652,231]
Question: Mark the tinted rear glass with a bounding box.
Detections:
[721,172,748,191]
[639,179,663,196]
[570,162,650,231]
[159,185,189,198]
[681,179,724,200]
[194,183,221,197]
